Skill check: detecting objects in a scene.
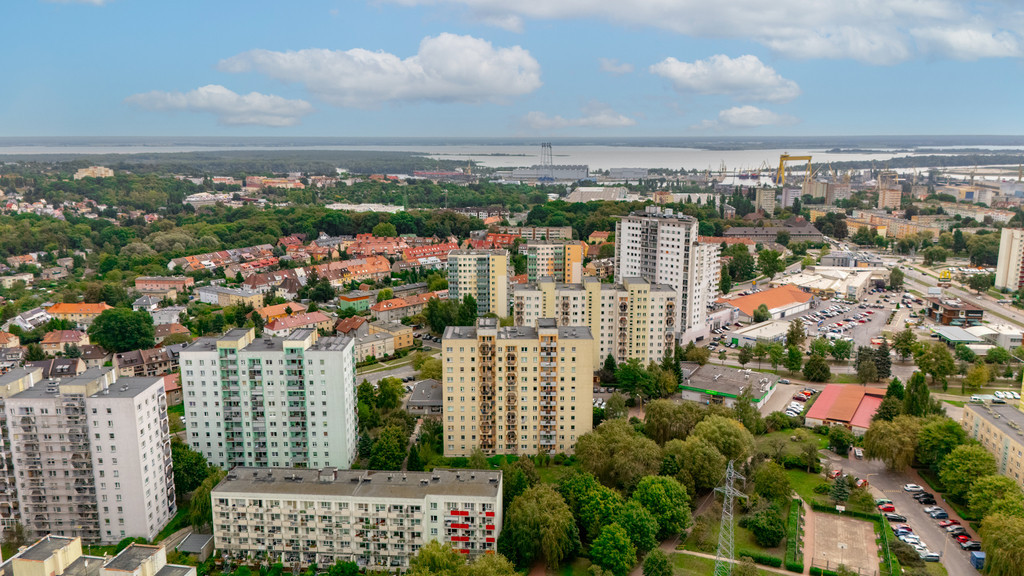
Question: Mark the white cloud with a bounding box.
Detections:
[219,33,541,108]
[694,105,797,129]
[522,103,636,130]
[125,85,313,127]
[599,58,634,75]
[650,54,800,102]
[911,27,1024,60]
[380,0,1024,62]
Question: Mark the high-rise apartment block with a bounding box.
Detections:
[614,207,719,341]
[4,367,175,544]
[442,318,594,457]
[0,368,45,529]
[511,277,679,366]
[447,250,509,316]
[755,188,776,215]
[877,187,902,210]
[3,536,196,576]
[996,228,1024,291]
[211,468,503,569]
[520,240,584,284]
[180,328,357,470]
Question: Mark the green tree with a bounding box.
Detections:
[888,267,904,289]
[605,392,628,420]
[864,415,922,471]
[776,230,791,247]
[662,436,727,495]
[372,222,398,237]
[719,273,733,295]
[641,550,671,576]
[408,541,466,576]
[969,475,1024,518]
[747,508,785,547]
[831,338,852,362]
[987,345,1012,366]
[631,475,692,539]
[376,377,405,411]
[872,396,902,422]
[758,249,784,279]
[831,476,851,504]
[418,357,442,380]
[768,342,785,372]
[964,363,991,392]
[589,523,636,576]
[692,414,755,462]
[968,273,994,293]
[87,308,155,352]
[738,345,753,367]
[753,461,791,500]
[892,327,918,361]
[874,340,892,379]
[902,372,934,417]
[377,288,394,303]
[786,320,806,348]
[785,346,803,374]
[501,458,539,506]
[576,419,663,492]
[170,438,211,499]
[615,501,660,555]
[189,468,226,530]
[809,337,832,358]
[25,343,44,361]
[939,444,998,501]
[752,342,768,369]
[857,357,879,384]
[954,343,977,363]
[885,377,905,399]
[752,304,771,323]
[980,512,1024,576]
[828,426,856,455]
[468,448,489,470]
[500,484,578,569]
[369,425,407,470]
[803,354,831,382]
[914,341,956,388]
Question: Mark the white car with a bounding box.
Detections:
[903,484,924,492]
[995,391,1005,399]
[1014,392,1021,400]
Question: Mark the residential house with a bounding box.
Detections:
[0,272,34,289]
[263,311,334,336]
[25,357,86,378]
[133,295,161,311]
[195,286,263,308]
[337,291,373,312]
[334,316,369,338]
[163,373,182,405]
[0,346,26,371]
[40,267,68,281]
[150,306,186,326]
[114,347,179,378]
[47,302,113,327]
[0,330,18,349]
[154,323,191,344]
[406,379,442,415]
[370,292,440,323]
[79,344,113,369]
[135,276,194,298]
[369,321,415,350]
[256,301,307,322]
[40,330,90,355]
[354,332,394,360]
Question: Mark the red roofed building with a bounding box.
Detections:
[47,302,113,326]
[716,284,815,321]
[264,311,334,336]
[0,331,19,349]
[335,316,369,338]
[348,234,410,258]
[403,242,459,262]
[699,236,756,252]
[370,292,440,323]
[163,373,183,406]
[340,256,392,282]
[40,330,90,355]
[804,384,887,435]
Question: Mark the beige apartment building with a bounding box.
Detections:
[511,277,679,367]
[961,395,1024,490]
[447,250,509,317]
[877,187,902,210]
[442,318,594,457]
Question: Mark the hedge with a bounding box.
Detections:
[785,499,803,573]
[736,549,783,568]
[808,500,881,522]
[809,568,839,576]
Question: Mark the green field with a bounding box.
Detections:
[755,429,827,459]
[671,553,777,576]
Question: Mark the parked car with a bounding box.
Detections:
[853,447,864,459]
[877,498,894,505]
[919,552,941,562]
[930,510,949,519]
[884,513,907,522]
[923,506,943,514]
[955,534,972,544]
[960,541,982,551]
[948,527,968,537]
[913,492,934,500]
[878,503,896,512]
[903,484,924,492]
[778,378,790,384]
[938,520,961,527]
[855,478,869,488]
[917,497,937,505]
[828,470,842,479]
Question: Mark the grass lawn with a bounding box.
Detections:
[168,403,185,433]
[671,553,777,576]
[536,463,577,485]
[155,502,191,543]
[943,400,965,408]
[831,373,859,384]
[786,469,827,503]
[756,430,827,460]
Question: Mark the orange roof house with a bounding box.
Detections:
[716,284,814,321]
[47,302,113,325]
[256,301,308,322]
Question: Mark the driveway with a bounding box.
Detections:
[824,453,978,576]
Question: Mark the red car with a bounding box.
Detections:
[856,478,869,488]
[828,469,842,479]
[939,520,961,528]
[858,319,868,323]
[878,503,896,512]
[865,311,874,315]
[955,535,972,544]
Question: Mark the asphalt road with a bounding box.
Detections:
[825,453,979,576]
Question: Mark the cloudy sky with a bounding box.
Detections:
[6,0,1024,136]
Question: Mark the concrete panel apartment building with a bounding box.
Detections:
[614,207,720,342]
[511,277,679,367]
[180,328,358,470]
[442,318,594,458]
[2,367,176,544]
[211,468,503,569]
[446,250,509,317]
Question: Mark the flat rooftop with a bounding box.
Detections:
[444,324,592,341]
[965,402,1024,442]
[214,468,501,500]
[679,363,775,400]
[88,377,161,399]
[64,556,105,576]
[105,544,161,572]
[18,535,76,561]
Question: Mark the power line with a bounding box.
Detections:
[713,460,747,576]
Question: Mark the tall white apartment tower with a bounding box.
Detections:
[995,228,1024,291]
[614,207,719,342]
[5,367,176,544]
[180,328,357,470]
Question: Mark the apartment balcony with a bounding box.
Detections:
[539,400,556,407]
[540,419,556,427]
[540,361,555,368]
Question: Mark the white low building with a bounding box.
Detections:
[212,468,503,569]
[965,324,1024,350]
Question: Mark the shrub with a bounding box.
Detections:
[784,499,803,573]
[735,549,783,568]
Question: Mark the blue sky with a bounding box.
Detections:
[4,0,1024,136]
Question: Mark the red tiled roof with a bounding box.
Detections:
[163,373,181,393]
[41,330,87,344]
[47,302,113,315]
[265,311,332,332]
[335,316,367,334]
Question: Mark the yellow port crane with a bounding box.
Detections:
[775,154,812,187]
